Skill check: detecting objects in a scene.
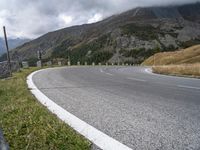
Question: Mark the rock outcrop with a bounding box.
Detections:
[0,61,20,78]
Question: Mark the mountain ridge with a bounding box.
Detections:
[1,2,200,64]
[0,38,30,57]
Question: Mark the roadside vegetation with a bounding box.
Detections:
[51,34,114,65]
[143,45,200,78]
[152,64,200,78]
[0,68,91,150]
[142,45,200,65]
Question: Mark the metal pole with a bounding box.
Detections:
[3,26,12,76]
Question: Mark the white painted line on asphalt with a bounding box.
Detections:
[100,68,104,73]
[100,68,113,76]
[127,77,146,82]
[177,85,200,90]
[145,68,152,74]
[145,68,200,81]
[105,72,113,76]
[27,69,132,150]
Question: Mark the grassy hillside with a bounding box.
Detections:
[142,45,200,65]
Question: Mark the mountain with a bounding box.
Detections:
[0,38,30,56]
[142,44,200,65]
[2,2,200,64]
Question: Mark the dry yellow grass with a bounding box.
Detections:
[152,63,200,78]
[142,45,200,78]
[142,45,200,66]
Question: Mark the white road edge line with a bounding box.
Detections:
[144,68,200,81]
[145,68,152,74]
[27,69,132,150]
[127,77,146,82]
[177,85,200,90]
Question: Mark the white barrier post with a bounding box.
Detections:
[22,61,29,69]
[58,61,62,66]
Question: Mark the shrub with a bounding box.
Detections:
[87,51,113,64]
[121,24,158,40]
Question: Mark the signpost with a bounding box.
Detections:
[3,26,12,77]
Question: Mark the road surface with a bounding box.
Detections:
[32,66,200,150]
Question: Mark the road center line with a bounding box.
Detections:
[127,77,146,82]
[100,68,113,76]
[100,68,104,73]
[177,85,200,90]
[105,72,113,76]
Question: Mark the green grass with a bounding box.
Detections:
[0,68,91,150]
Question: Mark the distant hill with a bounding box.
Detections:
[1,2,200,64]
[142,45,200,65]
[0,38,30,56]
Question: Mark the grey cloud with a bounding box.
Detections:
[0,0,199,38]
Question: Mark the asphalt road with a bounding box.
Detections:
[32,66,200,150]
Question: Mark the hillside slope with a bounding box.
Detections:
[1,2,200,64]
[142,45,200,65]
[0,38,30,56]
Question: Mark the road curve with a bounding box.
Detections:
[32,66,200,150]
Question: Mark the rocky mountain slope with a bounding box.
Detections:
[2,2,200,64]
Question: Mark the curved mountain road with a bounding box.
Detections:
[32,66,200,150]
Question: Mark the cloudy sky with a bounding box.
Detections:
[0,0,199,39]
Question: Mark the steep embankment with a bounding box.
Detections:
[142,45,200,65]
[143,45,200,78]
